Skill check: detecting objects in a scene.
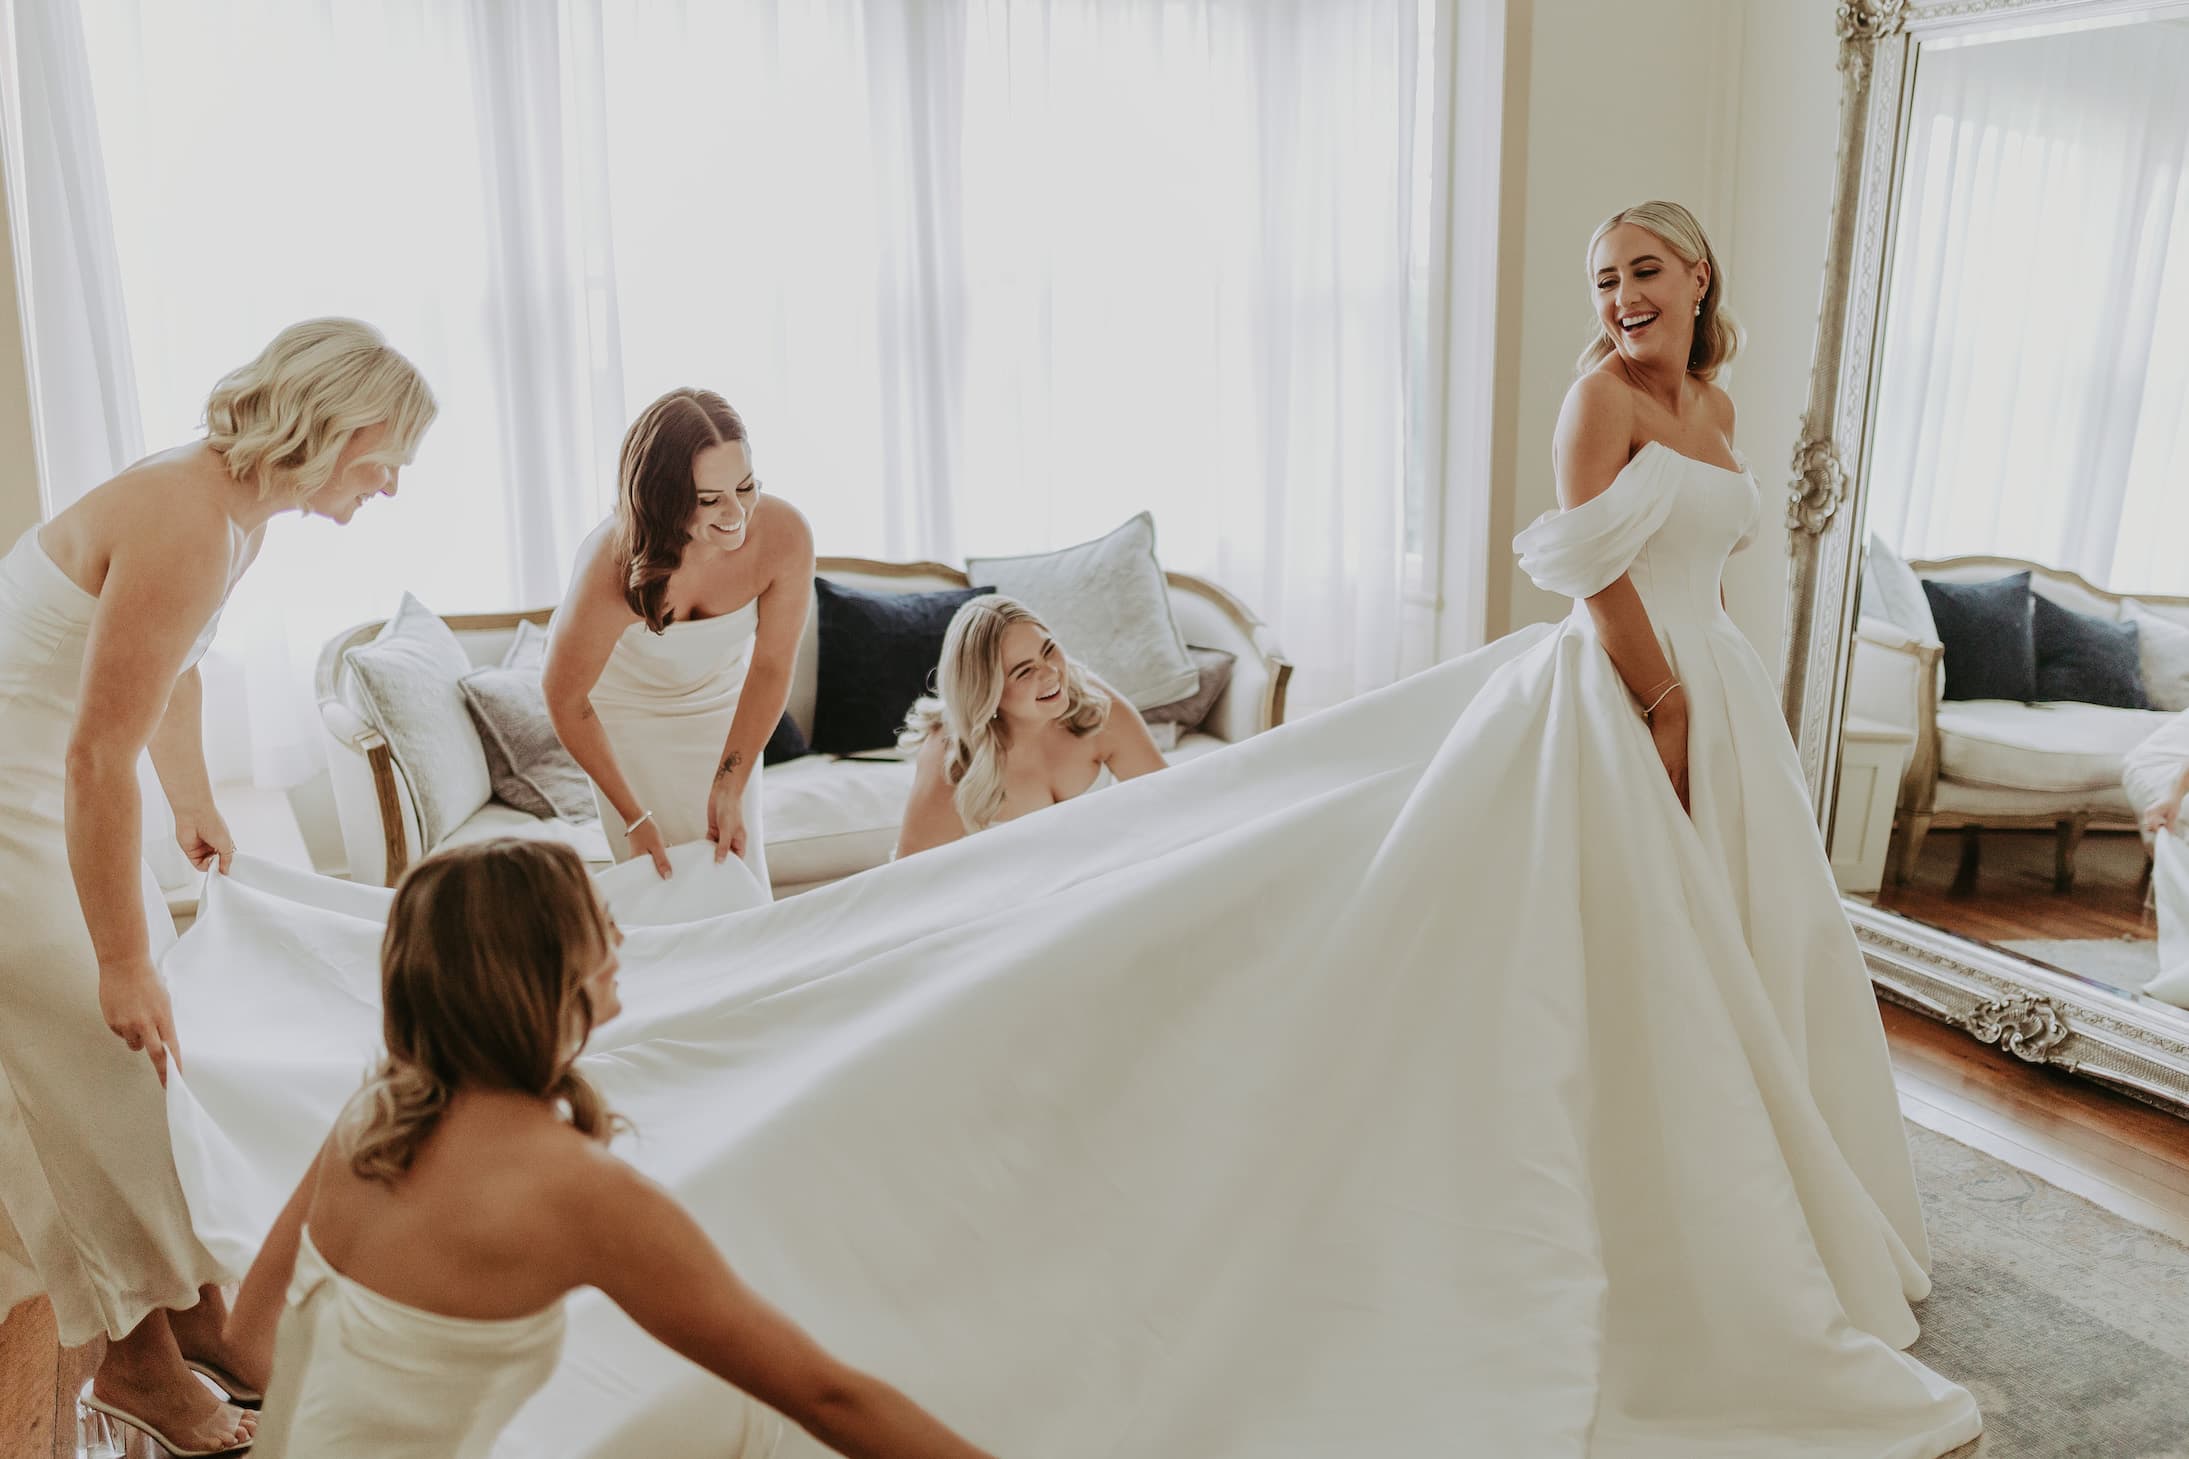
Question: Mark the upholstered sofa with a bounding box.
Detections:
[1850,548,2189,888]
[317,558,1291,893]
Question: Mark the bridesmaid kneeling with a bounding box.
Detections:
[225,838,995,1459]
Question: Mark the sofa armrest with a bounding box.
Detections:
[1203,636,1292,743]
[1849,615,1942,816]
[318,694,423,886]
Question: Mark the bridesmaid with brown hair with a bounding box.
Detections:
[544,389,813,893]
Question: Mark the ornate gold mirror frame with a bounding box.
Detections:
[1783,0,2189,1111]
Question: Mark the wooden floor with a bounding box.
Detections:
[1876,826,2155,944]
[6,999,2186,1459]
[1884,997,2189,1244]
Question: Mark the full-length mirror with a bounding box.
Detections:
[1791,0,2189,1110]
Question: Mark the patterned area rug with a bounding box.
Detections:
[2002,936,2160,1000]
[1909,1125,2189,1457]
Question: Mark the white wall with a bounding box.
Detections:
[1719,0,1840,666]
[0,160,40,540]
[1484,0,1842,674]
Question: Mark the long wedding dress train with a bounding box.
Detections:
[164,443,1980,1457]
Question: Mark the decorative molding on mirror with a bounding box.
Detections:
[1853,903,2189,1110]
[1785,0,2189,1117]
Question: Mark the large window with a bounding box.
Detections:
[20,0,1446,781]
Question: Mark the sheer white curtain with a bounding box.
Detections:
[598,0,1435,707]
[1866,21,2189,591]
[6,0,1453,794]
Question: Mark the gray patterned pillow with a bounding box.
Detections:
[1142,646,1236,733]
[343,593,493,847]
[458,666,597,822]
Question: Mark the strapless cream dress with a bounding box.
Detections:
[0,527,236,1342]
[588,605,769,894]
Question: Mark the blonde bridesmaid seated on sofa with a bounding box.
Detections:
[893,594,1165,861]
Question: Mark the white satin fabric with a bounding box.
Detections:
[0,527,235,1343]
[163,444,1979,1456]
[589,604,769,893]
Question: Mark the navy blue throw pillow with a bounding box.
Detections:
[1921,571,2035,702]
[763,712,810,766]
[810,579,993,756]
[2032,594,2150,709]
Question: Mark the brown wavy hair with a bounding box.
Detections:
[617,387,748,632]
[340,838,623,1183]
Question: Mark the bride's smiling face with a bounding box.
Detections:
[1591,222,1708,372]
[995,621,1066,723]
[685,440,758,553]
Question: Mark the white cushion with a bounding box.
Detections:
[1938,699,2178,794]
[967,512,1199,709]
[2124,600,2189,712]
[439,800,611,863]
[1864,534,1937,644]
[502,618,551,672]
[342,593,493,848]
[764,755,919,888]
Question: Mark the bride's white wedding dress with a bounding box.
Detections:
[163,442,1980,1457]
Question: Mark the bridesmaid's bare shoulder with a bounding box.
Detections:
[40,444,239,599]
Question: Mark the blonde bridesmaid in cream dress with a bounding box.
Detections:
[545,389,813,897]
[0,319,434,1457]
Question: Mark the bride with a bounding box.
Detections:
[164,202,1981,1457]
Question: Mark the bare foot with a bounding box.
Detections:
[93,1352,257,1452]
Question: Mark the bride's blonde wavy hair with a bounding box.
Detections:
[1576,201,1743,382]
[900,594,1108,833]
[204,318,436,502]
[341,838,623,1184]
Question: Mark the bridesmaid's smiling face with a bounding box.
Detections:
[1590,223,1709,374]
[299,422,400,524]
[685,440,758,554]
[995,621,1067,724]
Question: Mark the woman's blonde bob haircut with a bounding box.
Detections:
[340,838,621,1183]
[1577,201,1742,382]
[204,317,437,502]
[900,594,1109,833]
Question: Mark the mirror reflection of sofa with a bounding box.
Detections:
[1851,537,2189,889]
[317,552,1290,894]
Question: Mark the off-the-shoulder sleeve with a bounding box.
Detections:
[1512,447,1681,599]
[1730,450,1760,554]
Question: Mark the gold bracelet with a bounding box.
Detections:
[1642,681,1683,718]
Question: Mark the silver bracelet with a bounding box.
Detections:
[624,808,656,836]
[1642,681,1683,718]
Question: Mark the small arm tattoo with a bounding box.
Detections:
[716,750,743,780]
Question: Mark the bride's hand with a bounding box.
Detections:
[1649,691,1691,815]
[99,955,181,1086]
[2144,793,2184,836]
[174,803,236,874]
